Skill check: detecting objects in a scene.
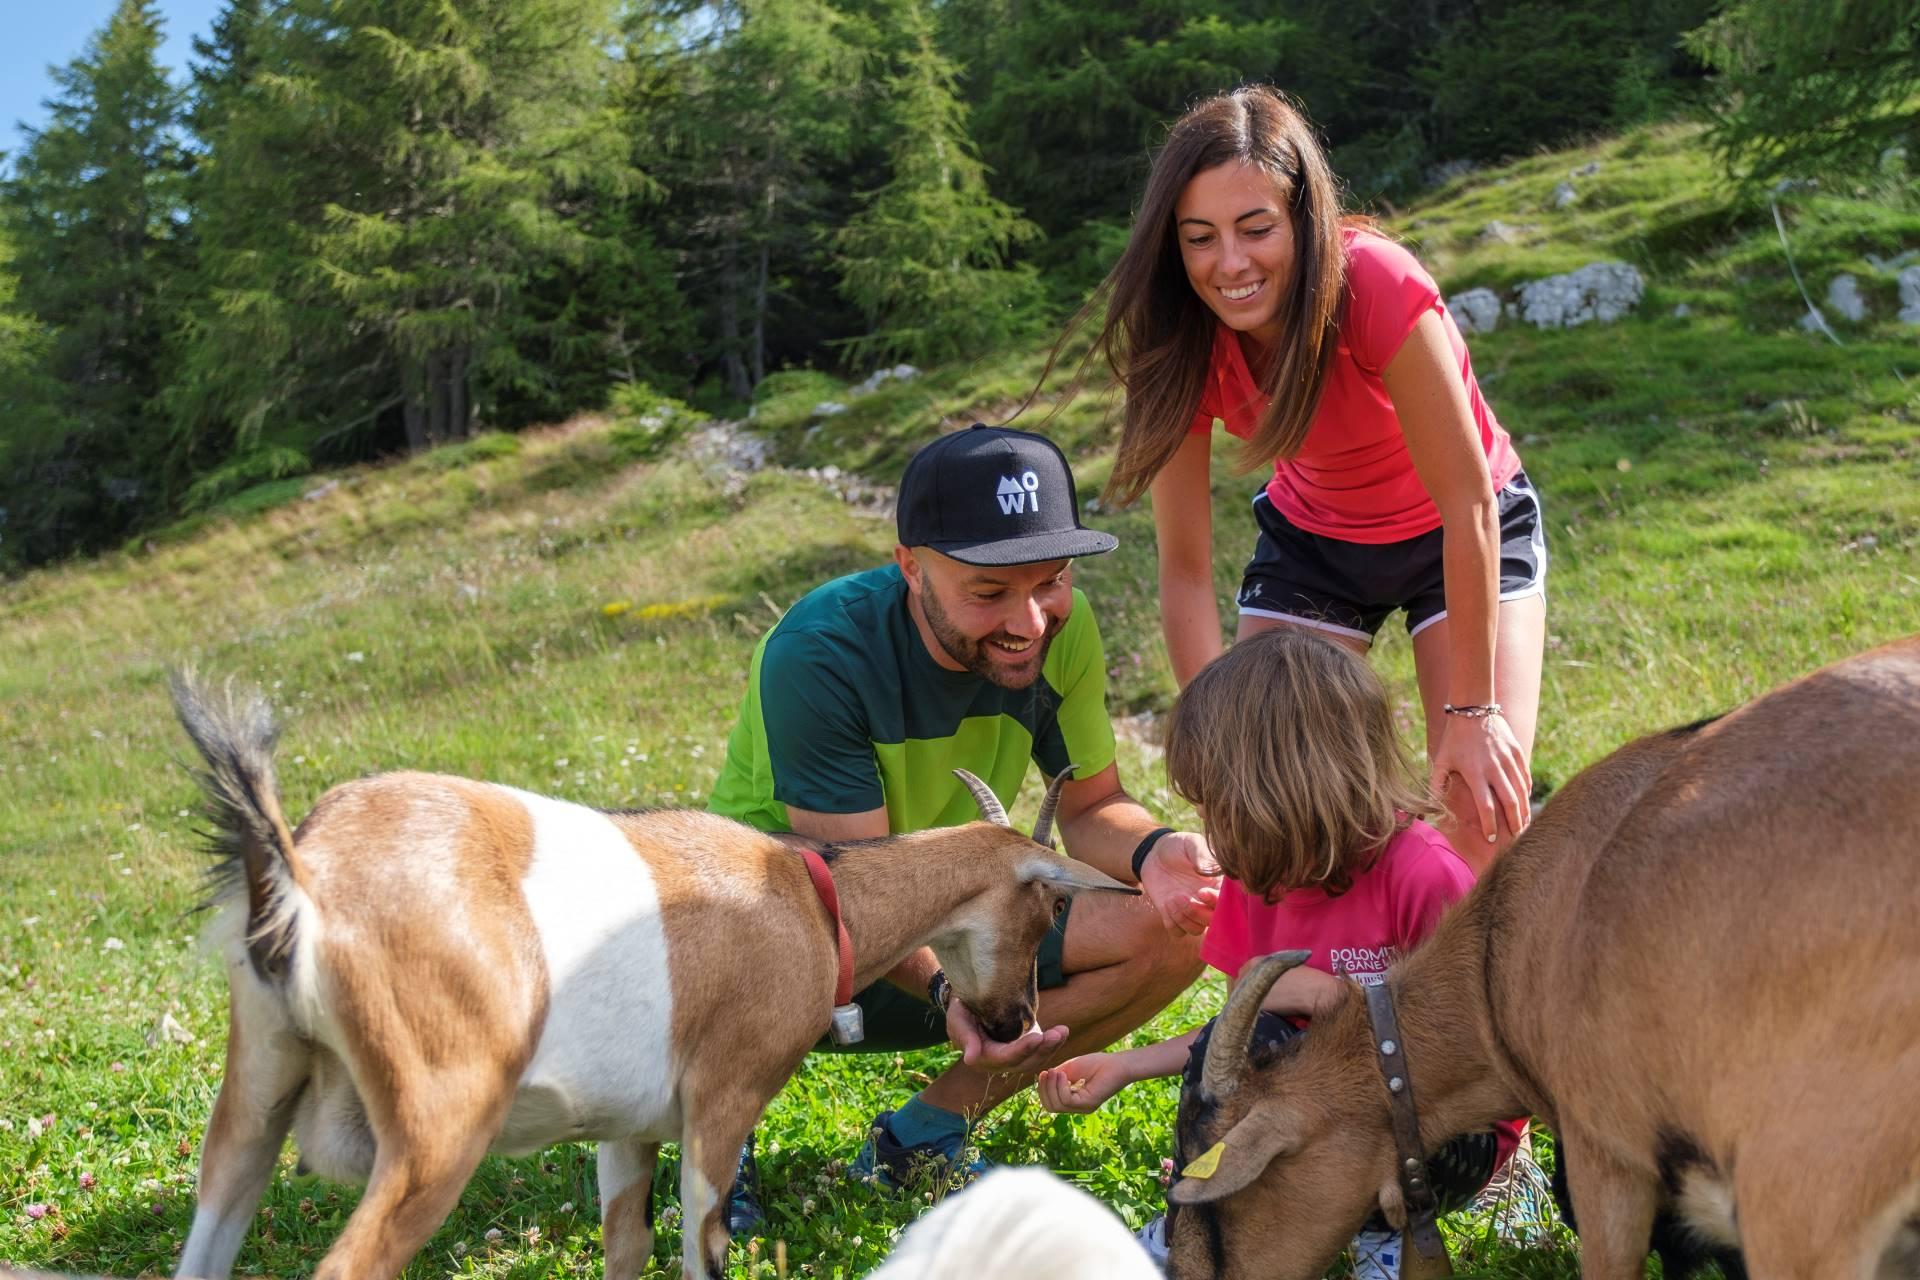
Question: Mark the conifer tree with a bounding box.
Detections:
[666,0,860,397]
[175,0,637,458]
[1688,0,1920,185]
[835,0,1040,365]
[0,0,188,558]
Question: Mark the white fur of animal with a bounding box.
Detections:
[1162,636,1920,1280]
[865,1168,1160,1279]
[166,674,1134,1280]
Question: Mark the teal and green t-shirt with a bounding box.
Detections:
[708,565,1118,834]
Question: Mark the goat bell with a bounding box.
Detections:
[829,1001,866,1046]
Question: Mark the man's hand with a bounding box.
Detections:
[945,998,1067,1075]
[1140,830,1221,935]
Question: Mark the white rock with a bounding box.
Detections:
[1865,249,1920,272]
[852,364,920,396]
[1825,274,1868,323]
[811,401,848,417]
[1477,220,1531,245]
[1512,262,1645,329]
[1572,161,1601,178]
[1898,266,1920,324]
[302,480,341,502]
[1551,182,1579,210]
[1445,288,1502,335]
[1672,303,1691,318]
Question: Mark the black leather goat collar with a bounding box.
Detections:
[1364,980,1446,1260]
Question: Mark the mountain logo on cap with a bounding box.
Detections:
[995,471,1041,516]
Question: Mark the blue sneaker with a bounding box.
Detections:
[724,1136,765,1235]
[849,1109,986,1190]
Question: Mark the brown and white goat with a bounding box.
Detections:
[166,675,1134,1280]
[1164,635,1920,1280]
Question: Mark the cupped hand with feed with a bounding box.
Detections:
[945,998,1068,1074]
[1035,1052,1134,1114]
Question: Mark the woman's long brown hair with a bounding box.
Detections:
[1032,87,1355,507]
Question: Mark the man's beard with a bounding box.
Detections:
[921,585,1063,690]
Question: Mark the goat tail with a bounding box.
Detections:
[169,669,307,980]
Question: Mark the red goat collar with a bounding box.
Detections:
[799,848,855,1009]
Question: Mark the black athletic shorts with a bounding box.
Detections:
[1235,470,1547,641]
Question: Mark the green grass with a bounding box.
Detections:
[4,118,1919,1276]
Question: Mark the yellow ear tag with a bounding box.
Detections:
[1182,1141,1226,1179]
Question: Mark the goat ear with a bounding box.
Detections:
[1017,856,1139,896]
[1165,1105,1301,1206]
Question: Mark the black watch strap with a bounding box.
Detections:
[926,968,951,1013]
[1130,827,1176,882]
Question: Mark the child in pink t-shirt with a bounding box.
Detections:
[1037,626,1523,1277]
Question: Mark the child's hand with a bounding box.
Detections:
[1036,1053,1133,1114]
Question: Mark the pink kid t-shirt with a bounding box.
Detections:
[1200,819,1524,1165]
[1189,228,1520,544]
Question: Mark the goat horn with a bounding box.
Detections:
[1200,949,1312,1103]
[953,769,1010,827]
[1029,765,1075,850]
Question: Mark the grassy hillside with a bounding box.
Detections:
[3,120,1918,1277]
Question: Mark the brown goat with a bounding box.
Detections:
[165,675,1134,1280]
[1165,635,1920,1280]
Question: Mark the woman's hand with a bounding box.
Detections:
[1431,710,1532,846]
[1140,831,1222,935]
[1036,1052,1134,1114]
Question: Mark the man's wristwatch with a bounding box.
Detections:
[926,968,952,1014]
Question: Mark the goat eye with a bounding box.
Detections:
[1052,897,1067,920]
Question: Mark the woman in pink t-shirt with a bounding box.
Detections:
[1048,86,1544,867]
[1036,628,1525,1274]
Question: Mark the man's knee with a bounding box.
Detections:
[1061,891,1204,992]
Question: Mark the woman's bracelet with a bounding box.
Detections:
[1130,827,1175,882]
[1442,702,1503,719]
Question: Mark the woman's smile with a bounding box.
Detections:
[1175,161,1296,346]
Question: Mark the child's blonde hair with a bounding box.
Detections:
[1165,627,1436,899]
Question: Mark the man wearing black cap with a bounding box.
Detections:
[709,425,1220,1227]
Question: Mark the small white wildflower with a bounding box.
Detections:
[345,651,365,663]
[559,1201,574,1214]
[554,758,569,768]
[103,937,125,951]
